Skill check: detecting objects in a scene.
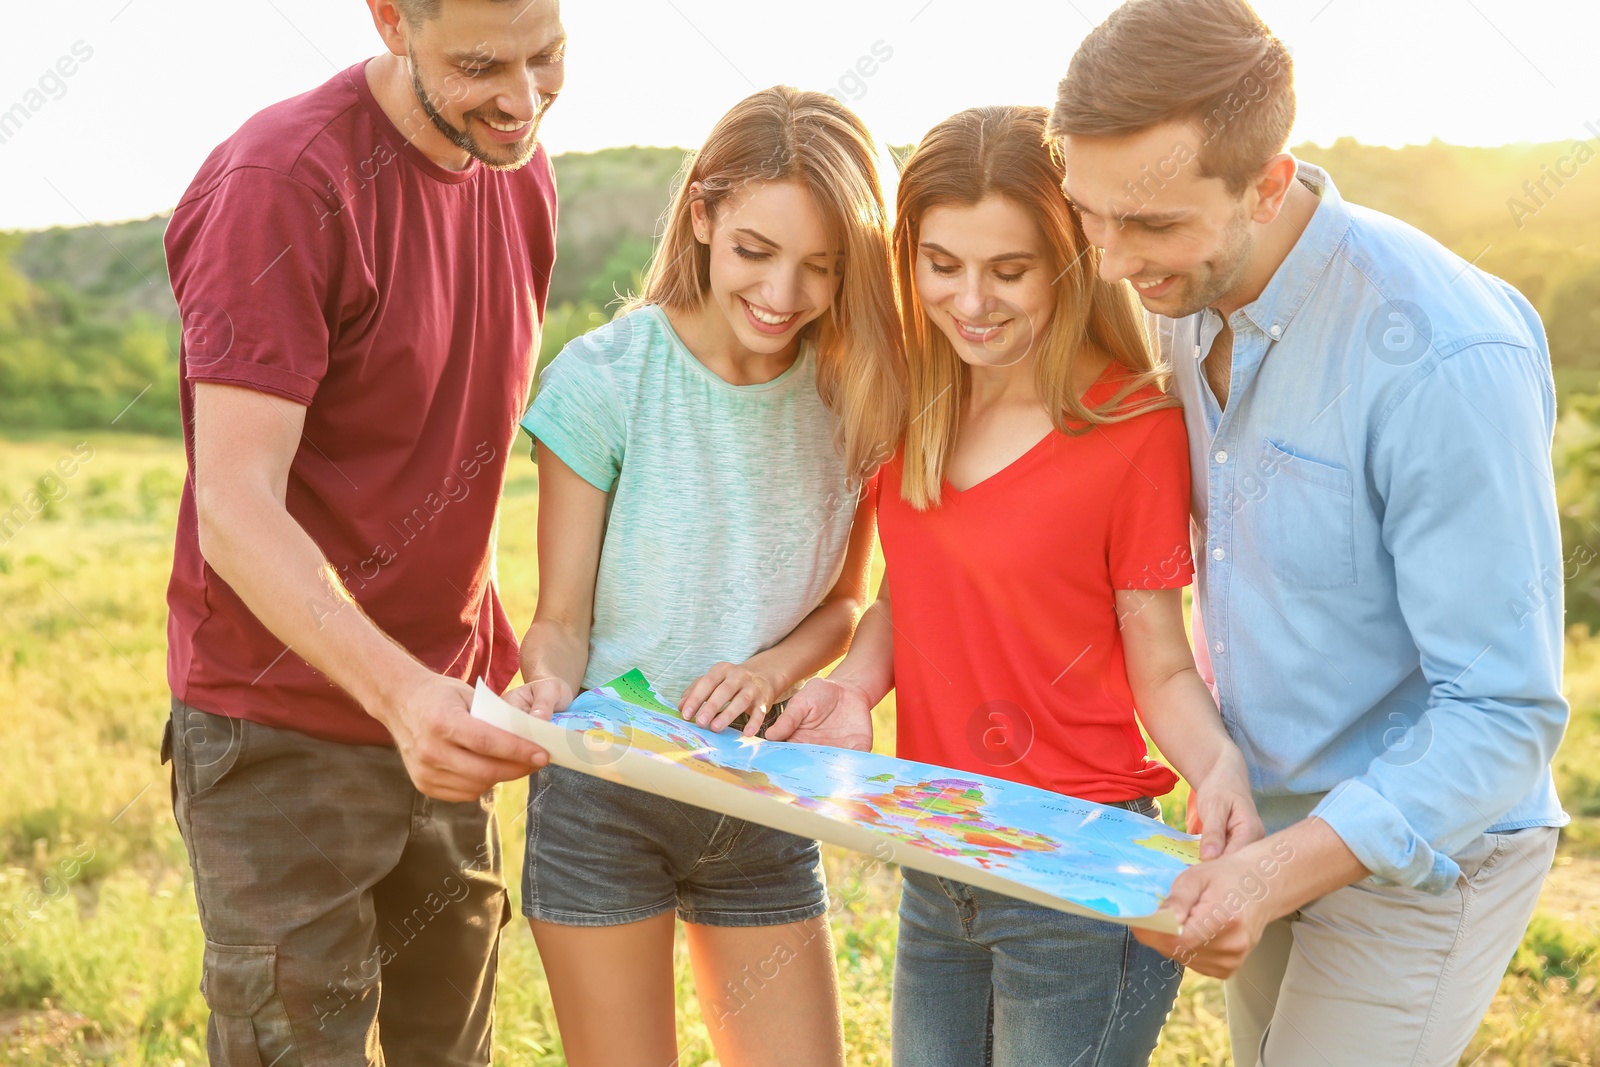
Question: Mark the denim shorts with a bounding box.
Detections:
[522,765,829,928]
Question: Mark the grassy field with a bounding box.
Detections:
[1,432,1598,1064]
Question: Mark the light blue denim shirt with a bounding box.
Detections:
[1155,162,1569,893]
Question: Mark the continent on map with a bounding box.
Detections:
[796,779,1061,869]
[1133,833,1200,864]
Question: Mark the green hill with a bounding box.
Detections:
[0,147,687,434]
[2,139,1598,436]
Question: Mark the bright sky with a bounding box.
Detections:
[2,0,1597,231]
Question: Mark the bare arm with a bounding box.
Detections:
[814,573,894,706]
[191,382,545,800]
[503,442,608,717]
[683,490,880,733]
[1118,587,1262,859]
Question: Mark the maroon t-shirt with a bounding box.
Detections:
[164,60,557,745]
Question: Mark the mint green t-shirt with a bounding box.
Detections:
[521,304,861,703]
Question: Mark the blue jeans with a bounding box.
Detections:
[891,806,1184,1066]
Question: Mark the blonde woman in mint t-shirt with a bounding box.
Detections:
[500,87,901,1067]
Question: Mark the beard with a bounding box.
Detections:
[1159,206,1256,319]
[408,52,552,170]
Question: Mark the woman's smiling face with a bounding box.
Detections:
[914,195,1056,369]
[692,179,841,356]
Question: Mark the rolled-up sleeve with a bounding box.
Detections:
[1312,340,1569,892]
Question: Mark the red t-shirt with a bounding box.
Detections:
[877,367,1193,802]
[164,60,557,745]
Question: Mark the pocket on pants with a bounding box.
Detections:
[201,941,301,1067]
[173,703,249,800]
[1461,825,1558,884]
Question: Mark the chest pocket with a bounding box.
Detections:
[1256,440,1357,589]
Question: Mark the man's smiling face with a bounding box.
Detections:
[1060,120,1256,319]
[396,0,566,170]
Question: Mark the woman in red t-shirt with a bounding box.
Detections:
[768,106,1263,1066]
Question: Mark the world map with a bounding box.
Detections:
[474,669,1200,930]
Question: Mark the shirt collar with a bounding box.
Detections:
[1226,160,1351,340]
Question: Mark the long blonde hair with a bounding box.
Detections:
[893,105,1175,509]
[629,86,904,483]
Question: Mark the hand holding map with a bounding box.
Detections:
[764,676,877,750]
[472,670,1201,932]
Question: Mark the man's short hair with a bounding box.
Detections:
[396,0,522,24]
[395,0,443,21]
[1048,0,1295,194]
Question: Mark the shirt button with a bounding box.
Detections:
[1212,547,1226,561]
[1214,450,1228,464]
[1212,641,1226,655]
[1269,323,1283,338]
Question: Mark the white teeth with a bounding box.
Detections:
[744,299,798,326]
[957,320,1003,338]
[483,118,524,132]
[1134,276,1172,290]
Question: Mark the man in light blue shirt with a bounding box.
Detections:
[1052,0,1567,1062]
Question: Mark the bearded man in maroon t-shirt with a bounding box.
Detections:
[160,1,562,1062]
